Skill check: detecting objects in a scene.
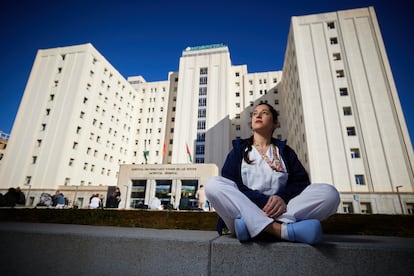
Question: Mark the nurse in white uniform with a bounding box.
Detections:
[205,103,340,244]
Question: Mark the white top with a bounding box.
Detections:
[241,145,288,195]
[89,197,101,208]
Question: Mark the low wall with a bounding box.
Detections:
[0,222,413,276]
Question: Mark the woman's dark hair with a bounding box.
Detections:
[243,103,278,164]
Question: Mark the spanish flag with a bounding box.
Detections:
[186,143,193,163]
[162,139,166,156]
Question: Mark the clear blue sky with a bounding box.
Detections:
[1,0,412,145]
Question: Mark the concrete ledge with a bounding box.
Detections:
[0,222,413,276]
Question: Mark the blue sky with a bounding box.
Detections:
[1,0,412,145]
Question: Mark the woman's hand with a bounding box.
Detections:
[263,195,286,218]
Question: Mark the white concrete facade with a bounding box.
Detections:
[281,7,413,213]
[0,7,412,214]
[0,44,138,189]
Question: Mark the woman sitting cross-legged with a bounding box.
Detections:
[206,103,340,244]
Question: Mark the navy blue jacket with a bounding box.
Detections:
[221,138,310,208]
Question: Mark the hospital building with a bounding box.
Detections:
[0,6,412,213]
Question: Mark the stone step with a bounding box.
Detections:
[0,222,413,276]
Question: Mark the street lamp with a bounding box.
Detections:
[73,185,79,208]
[123,184,129,209]
[25,184,32,207]
[396,185,404,214]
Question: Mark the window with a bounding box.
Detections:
[327,22,335,29]
[336,70,345,78]
[200,68,208,75]
[69,158,74,166]
[196,145,205,154]
[130,180,147,208]
[339,87,348,96]
[197,121,206,130]
[198,109,206,118]
[343,106,352,116]
[199,76,207,85]
[355,175,365,185]
[333,53,341,61]
[25,176,31,185]
[346,127,356,136]
[197,133,205,142]
[198,98,207,106]
[32,156,37,164]
[342,202,354,214]
[407,203,414,215]
[360,202,372,214]
[350,148,360,158]
[199,87,207,96]
[195,157,204,163]
[330,37,338,44]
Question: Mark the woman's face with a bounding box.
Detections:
[251,105,276,134]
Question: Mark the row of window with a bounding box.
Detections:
[196,68,208,161]
[234,76,277,85]
[235,89,269,97]
[327,23,366,185]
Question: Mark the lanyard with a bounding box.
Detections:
[254,144,285,172]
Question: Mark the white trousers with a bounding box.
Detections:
[205,176,340,238]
